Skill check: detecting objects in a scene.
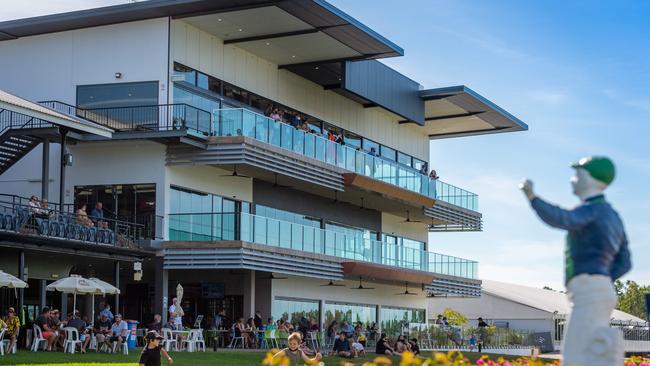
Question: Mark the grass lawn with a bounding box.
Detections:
[0,350,540,366]
[0,350,542,366]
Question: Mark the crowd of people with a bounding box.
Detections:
[25,195,110,230]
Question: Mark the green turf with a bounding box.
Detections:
[0,350,538,365]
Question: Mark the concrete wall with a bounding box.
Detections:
[381,212,428,243]
[0,18,169,200]
[170,19,429,162]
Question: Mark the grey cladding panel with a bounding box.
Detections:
[344,60,424,124]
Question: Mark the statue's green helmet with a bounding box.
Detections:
[571,156,616,185]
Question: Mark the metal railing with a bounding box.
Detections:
[168,212,479,279]
[215,108,479,211]
[0,195,146,248]
[39,101,212,136]
[0,108,55,134]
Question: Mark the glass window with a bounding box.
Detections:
[208,76,221,94]
[344,132,361,150]
[174,63,196,85]
[363,139,380,156]
[77,81,158,109]
[380,145,396,161]
[397,152,412,167]
[273,298,319,325]
[223,83,249,104]
[412,158,425,172]
[197,73,209,90]
[380,307,425,336]
[324,302,376,329]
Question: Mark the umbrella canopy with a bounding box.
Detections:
[89,277,120,295]
[0,270,28,289]
[46,275,103,294]
[176,283,184,304]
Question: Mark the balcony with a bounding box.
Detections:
[168,212,478,280]
[215,108,478,211]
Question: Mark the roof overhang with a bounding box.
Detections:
[341,261,435,286]
[0,90,113,138]
[342,173,436,208]
[0,0,402,62]
[417,85,528,140]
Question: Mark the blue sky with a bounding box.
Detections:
[2,0,648,289]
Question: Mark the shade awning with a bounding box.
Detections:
[342,261,435,286]
[0,89,113,138]
[419,85,528,140]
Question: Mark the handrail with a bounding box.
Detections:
[168,212,479,279]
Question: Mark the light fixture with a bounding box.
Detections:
[238,28,243,32]
[114,72,122,79]
[265,42,271,46]
[217,18,222,22]
[291,55,296,58]
[315,66,319,70]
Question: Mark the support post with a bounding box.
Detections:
[376,304,382,334]
[114,261,120,314]
[41,140,49,200]
[243,270,256,319]
[319,299,325,330]
[60,293,68,320]
[155,256,169,325]
[58,128,68,212]
[18,250,25,317]
[39,279,47,309]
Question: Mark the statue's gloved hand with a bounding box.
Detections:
[519,179,536,201]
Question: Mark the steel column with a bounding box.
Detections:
[41,139,49,200]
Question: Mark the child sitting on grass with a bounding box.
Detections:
[273,332,322,365]
[140,331,173,366]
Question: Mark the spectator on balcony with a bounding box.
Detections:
[289,111,301,128]
[76,204,94,227]
[419,163,428,176]
[40,199,53,218]
[28,196,49,221]
[90,202,109,229]
[270,109,282,122]
[298,120,310,132]
[429,169,439,180]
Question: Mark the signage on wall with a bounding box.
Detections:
[201,283,225,299]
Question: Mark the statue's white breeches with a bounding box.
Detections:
[563,274,623,366]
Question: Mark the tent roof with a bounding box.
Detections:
[481,279,645,323]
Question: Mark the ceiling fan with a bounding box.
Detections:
[351,277,375,290]
[395,283,418,296]
[400,210,422,223]
[272,173,291,188]
[219,164,251,178]
[265,273,288,280]
[320,279,346,287]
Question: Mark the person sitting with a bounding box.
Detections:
[76,204,94,227]
[340,320,354,338]
[39,199,53,218]
[309,318,319,332]
[100,302,114,322]
[148,314,163,332]
[35,307,57,351]
[245,317,257,347]
[272,332,322,364]
[332,332,356,358]
[409,338,420,355]
[4,307,20,354]
[429,169,439,180]
[233,318,248,347]
[265,317,276,331]
[94,313,112,349]
[395,335,411,353]
[49,309,63,350]
[108,314,129,351]
[90,202,108,229]
[67,311,90,353]
[376,333,399,356]
[28,196,44,215]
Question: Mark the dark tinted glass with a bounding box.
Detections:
[77,82,158,109]
[174,63,196,85]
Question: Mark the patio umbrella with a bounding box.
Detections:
[175,283,185,322]
[46,275,103,317]
[89,277,120,325]
[0,270,28,288]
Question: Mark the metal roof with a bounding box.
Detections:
[0,0,403,59]
[0,89,113,137]
[419,85,528,140]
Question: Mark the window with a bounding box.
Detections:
[412,158,426,172]
[363,139,380,155]
[344,132,361,150]
[380,145,396,161]
[77,81,158,109]
[197,73,209,90]
[325,302,376,328]
[380,307,425,335]
[208,77,221,94]
[223,83,249,104]
[174,63,196,85]
[398,152,412,167]
[255,205,321,228]
[273,298,319,325]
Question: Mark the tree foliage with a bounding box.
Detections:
[614,280,649,321]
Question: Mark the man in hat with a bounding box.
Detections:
[140,330,173,366]
[520,156,631,366]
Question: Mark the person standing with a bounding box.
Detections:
[140,331,173,366]
[168,297,183,331]
[520,156,631,366]
[100,302,114,321]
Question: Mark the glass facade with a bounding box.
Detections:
[324,302,376,328]
[168,187,241,241]
[273,298,319,325]
[77,81,158,109]
[380,307,426,336]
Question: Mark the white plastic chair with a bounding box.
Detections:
[63,327,82,354]
[112,337,129,355]
[0,328,5,356]
[184,329,205,352]
[182,329,197,352]
[31,325,48,352]
[162,328,177,352]
[268,329,279,349]
[227,328,246,349]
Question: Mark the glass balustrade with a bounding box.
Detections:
[214,108,479,211]
[168,212,478,279]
